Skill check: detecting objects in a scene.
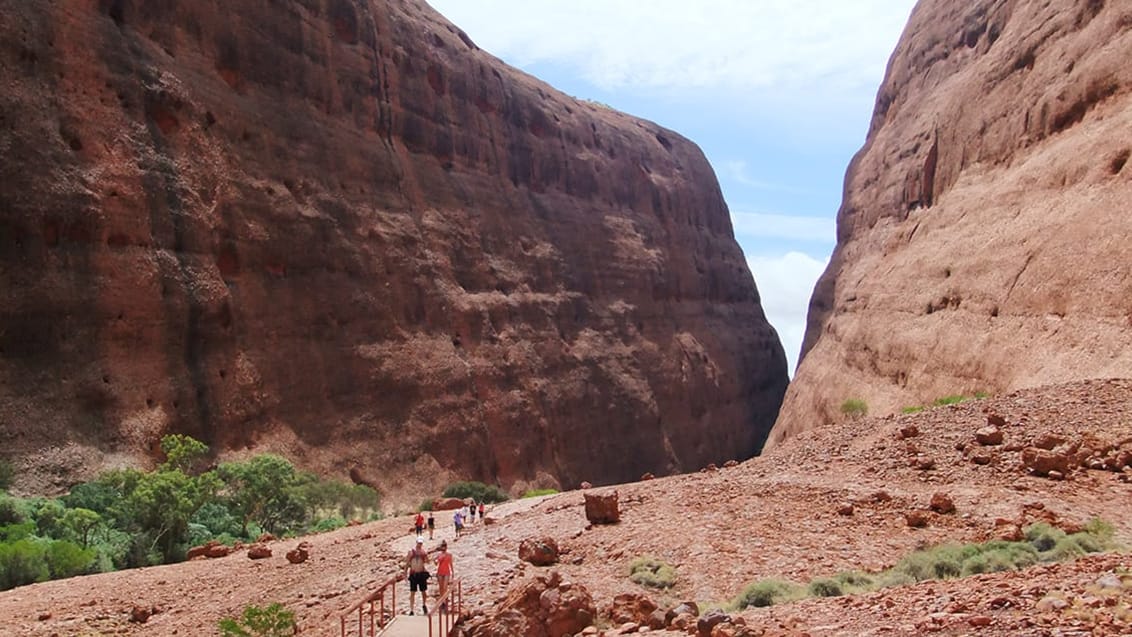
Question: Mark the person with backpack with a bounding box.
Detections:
[404,537,430,615]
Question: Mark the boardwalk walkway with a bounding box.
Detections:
[378,614,430,636]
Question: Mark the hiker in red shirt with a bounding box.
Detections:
[434,540,454,609]
[414,511,425,536]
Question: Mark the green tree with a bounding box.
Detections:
[35,500,67,539]
[62,508,102,549]
[442,481,509,504]
[160,434,210,473]
[217,455,309,536]
[125,468,220,562]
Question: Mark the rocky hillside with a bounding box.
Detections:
[771,0,1132,445]
[0,0,787,501]
[1,378,1129,636]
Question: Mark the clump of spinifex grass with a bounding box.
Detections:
[628,555,677,590]
[729,519,1116,610]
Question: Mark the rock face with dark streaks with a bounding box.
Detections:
[0,0,787,502]
[771,0,1132,446]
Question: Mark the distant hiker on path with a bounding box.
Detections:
[468,499,477,524]
[478,502,485,519]
[434,540,453,608]
[427,511,435,539]
[404,537,430,615]
[453,509,464,539]
[414,512,425,537]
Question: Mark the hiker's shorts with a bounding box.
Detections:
[409,571,429,592]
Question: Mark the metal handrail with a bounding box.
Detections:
[426,579,462,637]
[340,574,403,637]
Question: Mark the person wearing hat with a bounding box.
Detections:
[404,537,430,615]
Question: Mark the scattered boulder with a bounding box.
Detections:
[518,537,560,566]
[836,502,855,516]
[455,570,594,637]
[897,424,920,439]
[1032,433,1068,451]
[186,540,233,560]
[128,606,153,624]
[579,481,593,490]
[696,610,731,637]
[986,413,1007,428]
[666,601,700,625]
[584,491,620,525]
[605,593,658,625]
[286,542,311,564]
[433,497,465,511]
[975,426,1004,446]
[929,492,956,514]
[906,510,930,528]
[255,533,276,544]
[641,473,656,480]
[246,544,272,560]
[871,490,893,503]
[1022,447,1071,477]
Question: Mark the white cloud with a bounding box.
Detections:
[747,252,828,374]
[426,1,916,99]
[723,161,791,191]
[731,211,834,244]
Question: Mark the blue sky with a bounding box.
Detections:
[427,1,918,373]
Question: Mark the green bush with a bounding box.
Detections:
[628,556,676,589]
[833,570,874,590]
[1084,518,1115,543]
[0,495,28,526]
[839,399,868,419]
[312,517,346,532]
[522,489,559,498]
[894,545,963,581]
[1025,522,1065,552]
[734,579,802,609]
[418,498,434,512]
[218,603,296,636]
[901,406,925,414]
[932,395,968,406]
[43,540,95,579]
[807,578,843,597]
[0,539,49,590]
[1046,536,1090,561]
[442,481,509,504]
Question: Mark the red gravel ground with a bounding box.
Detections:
[1,379,1130,636]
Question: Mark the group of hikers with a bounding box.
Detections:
[403,500,486,615]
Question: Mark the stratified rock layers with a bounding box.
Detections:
[772,0,1132,445]
[0,0,787,496]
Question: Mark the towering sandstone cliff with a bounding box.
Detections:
[0,0,787,498]
[772,0,1132,445]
